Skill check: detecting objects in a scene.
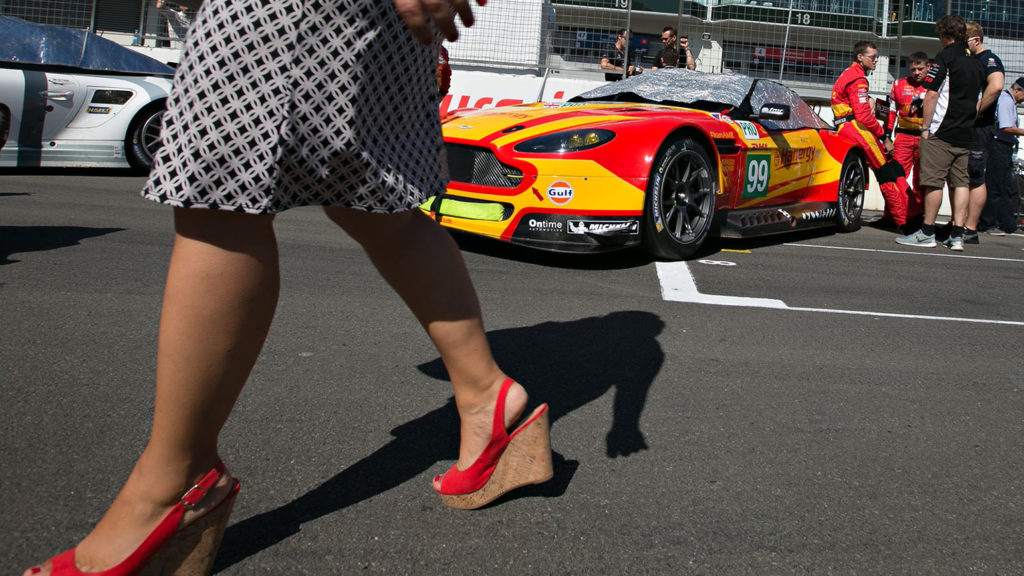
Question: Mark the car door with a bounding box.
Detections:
[745,81,816,204]
[0,68,85,167]
[39,73,86,143]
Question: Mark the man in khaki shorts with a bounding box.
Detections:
[896,15,984,250]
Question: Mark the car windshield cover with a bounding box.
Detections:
[571,69,754,109]
[0,16,174,76]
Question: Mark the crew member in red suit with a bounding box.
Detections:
[437,44,452,99]
[883,51,930,227]
[832,41,913,229]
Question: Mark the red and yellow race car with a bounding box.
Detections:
[422,69,867,260]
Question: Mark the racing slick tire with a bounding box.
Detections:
[125,103,165,171]
[835,153,866,233]
[643,135,717,260]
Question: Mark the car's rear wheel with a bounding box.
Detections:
[125,104,164,171]
[643,135,717,260]
[836,153,865,232]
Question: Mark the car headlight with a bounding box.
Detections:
[513,129,615,153]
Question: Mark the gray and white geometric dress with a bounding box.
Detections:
[142,0,446,215]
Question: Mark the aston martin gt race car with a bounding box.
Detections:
[0,17,174,170]
[423,69,867,260]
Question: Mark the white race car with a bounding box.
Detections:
[0,16,174,170]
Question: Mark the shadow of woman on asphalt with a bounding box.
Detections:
[0,225,124,265]
[212,310,664,572]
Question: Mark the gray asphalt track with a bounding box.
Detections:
[2,172,1023,575]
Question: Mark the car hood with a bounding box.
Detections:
[0,16,175,76]
[442,102,696,143]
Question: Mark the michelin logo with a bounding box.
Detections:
[567,220,639,235]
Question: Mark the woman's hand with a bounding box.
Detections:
[394,0,486,45]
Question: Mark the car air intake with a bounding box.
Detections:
[446,143,523,188]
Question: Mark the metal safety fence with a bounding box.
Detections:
[4,0,1022,96]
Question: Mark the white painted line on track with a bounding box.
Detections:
[656,261,1024,326]
[782,242,1024,263]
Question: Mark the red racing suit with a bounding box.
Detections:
[437,44,452,98]
[885,76,927,219]
[832,63,913,225]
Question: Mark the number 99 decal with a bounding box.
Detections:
[743,153,771,199]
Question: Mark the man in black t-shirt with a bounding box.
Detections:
[961,21,1005,240]
[650,27,696,71]
[965,21,1006,236]
[897,15,985,250]
[600,29,639,81]
[651,26,679,69]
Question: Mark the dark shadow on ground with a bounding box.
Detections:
[0,226,124,265]
[712,226,840,253]
[451,231,655,271]
[451,226,842,266]
[213,311,665,572]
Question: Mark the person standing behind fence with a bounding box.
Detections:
[883,51,930,229]
[980,78,1024,235]
[155,0,192,49]
[832,40,913,231]
[896,15,984,250]
[651,26,679,69]
[965,21,1006,238]
[601,28,638,81]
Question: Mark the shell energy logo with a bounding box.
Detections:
[546,180,574,205]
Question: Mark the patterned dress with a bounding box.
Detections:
[142,0,446,215]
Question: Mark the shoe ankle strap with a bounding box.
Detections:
[181,461,227,509]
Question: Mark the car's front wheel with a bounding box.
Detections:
[643,135,717,260]
[125,104,164,171]
[836,153,865,232]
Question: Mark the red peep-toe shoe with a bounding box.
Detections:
[434,378,554,510]
[31,461,240,576]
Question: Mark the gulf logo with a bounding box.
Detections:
[546,180,574,205]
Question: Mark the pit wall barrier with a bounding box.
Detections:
[445,69,955,218]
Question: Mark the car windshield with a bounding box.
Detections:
[0,16,174,76]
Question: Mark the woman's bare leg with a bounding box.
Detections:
[29,209,279,575]
[324,207,527,478]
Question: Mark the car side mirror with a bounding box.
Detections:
[757,104,791,121]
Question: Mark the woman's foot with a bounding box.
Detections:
[433,376,528,492]
[433,377,553,509]
[25,454,236,575]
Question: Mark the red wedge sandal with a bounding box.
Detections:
[28,461,239,576]
[434,378,553,509]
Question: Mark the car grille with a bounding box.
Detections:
[446,143,523,188]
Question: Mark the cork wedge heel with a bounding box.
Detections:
[30,462,239,576]
[435,378,554,510]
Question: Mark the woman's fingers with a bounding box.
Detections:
[394,0,484,45]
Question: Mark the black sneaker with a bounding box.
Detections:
[963,230,980,244]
